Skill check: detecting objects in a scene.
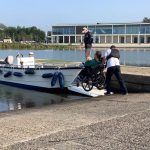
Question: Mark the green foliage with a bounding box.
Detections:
[0,23,6,30]
[142,17,150,23]
[0,25,45,42]
[0,43,78,50]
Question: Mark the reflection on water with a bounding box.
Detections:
[0,84,85,113]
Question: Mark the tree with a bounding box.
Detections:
[0,24,46,42]
[0,23,6,30]
[142,17,150,23]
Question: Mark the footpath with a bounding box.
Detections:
[1,93,150,150]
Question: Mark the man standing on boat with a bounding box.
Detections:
[82,27,93,61]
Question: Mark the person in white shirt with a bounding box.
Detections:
[103,45,128,95]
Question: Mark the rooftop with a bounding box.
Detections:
[52,22,150,27]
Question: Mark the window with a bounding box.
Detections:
[96,26,112,34]
[113,26,125,34]
[52,26,75,35]
[120,37,124,43]
[140,37,144,43]
[126,25,140,34]
[133,37,138,43]
[88,26,96,34]
[76,26,85,34]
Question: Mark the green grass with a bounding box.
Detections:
[0,43,79,50]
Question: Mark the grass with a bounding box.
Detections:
[0,43,79,50]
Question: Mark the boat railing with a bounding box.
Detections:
[0,62,84,69]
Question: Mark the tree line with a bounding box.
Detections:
[142,17,150,23]
[0,25,45,43]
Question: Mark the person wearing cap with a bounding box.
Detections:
[103,45,128,95]
[82,27,93,61]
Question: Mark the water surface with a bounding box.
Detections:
[0,48,149,66]
[0,84,86,113]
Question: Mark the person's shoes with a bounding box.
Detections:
[105,92,114,95]
[122,92,128,95]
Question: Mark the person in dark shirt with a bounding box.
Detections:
[82,27,93,61]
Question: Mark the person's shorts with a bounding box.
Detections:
[85,48,92,57]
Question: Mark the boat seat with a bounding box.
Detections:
[5,56,14,65]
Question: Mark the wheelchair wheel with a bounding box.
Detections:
[96,74,105,90]
[81,78,93,91]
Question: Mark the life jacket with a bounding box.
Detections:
[107,49,120,60]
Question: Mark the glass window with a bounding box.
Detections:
[88,26,96,34]
[126,25,140,34]
[52,27,63,35]
[140,36,144,43]
[120,37,124,43]
[133,37,138,43]
[76,26,85,34]
[70,27,75,34]
[52,26,75,35]
[140,25,146,34]
[113,25,125,34]
[63,26,75,35]
[145,25,150,34]
[147,37,150,43]
[96,26,112,34]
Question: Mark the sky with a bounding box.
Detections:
[0,0,150,31]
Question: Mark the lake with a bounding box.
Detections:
[0,48,150,67]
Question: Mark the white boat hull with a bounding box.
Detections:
[0,66,82,90]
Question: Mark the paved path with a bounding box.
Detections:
[1,93,150,150]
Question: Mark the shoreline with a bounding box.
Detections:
[0,43,150,50]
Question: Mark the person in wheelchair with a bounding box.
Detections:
[79,51,104,81]
[77,51,105,91]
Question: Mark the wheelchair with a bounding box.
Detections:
[78,65,105,91]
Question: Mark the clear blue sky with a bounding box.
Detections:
[0,0,150,31]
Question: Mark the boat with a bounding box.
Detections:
[0,52,83,92]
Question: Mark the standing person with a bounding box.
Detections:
[82,27,93,61]
[103,45,128,95]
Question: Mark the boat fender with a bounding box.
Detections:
[51,72,59,87]
[0,70,3,74]
[58,72,65,89]
[25,68,35,74]
[42,73,53,78]
[4,71,12,78]
[13,72,24,77]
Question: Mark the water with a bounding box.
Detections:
[0,84,86,113]
[0,48,150,67]
[0,48,149,113]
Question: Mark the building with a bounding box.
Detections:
[3,38,12,43]
[50,23,150,44]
